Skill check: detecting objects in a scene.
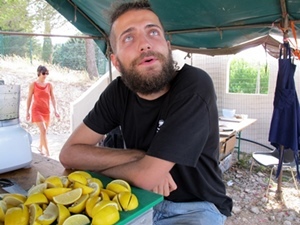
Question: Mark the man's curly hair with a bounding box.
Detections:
[108,0,164,53]
[110,0,152,26]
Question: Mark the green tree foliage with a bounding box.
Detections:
[97,49,108,75]
[42,37,52,62]
[0,0,33,32]
[0,0,107,78]
[259,64,270,94]
[29,1,58,62]
[1,35,27,56]
[28,0,65,33]
[0,34,41,58]
[0,0,34,56]
[52,38,108,75]
[52,38,86,70]
[229,58,269,94]
[0,0,70,59]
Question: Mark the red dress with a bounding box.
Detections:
[31,82,51,123]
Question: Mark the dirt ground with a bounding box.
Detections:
[0,56,94,136]
[224,153,300,225]
[1,56,299,224]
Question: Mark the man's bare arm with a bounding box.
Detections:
[151,173,177,196]
[60,123,177,196]
[59,123,145,171]
[100,155,177,194]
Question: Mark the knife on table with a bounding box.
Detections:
[0,178,27,196]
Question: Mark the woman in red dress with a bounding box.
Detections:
[26,65,60,156]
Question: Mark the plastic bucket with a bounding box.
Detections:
[0,85,20,120]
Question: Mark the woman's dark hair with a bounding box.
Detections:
[37,65,48,76]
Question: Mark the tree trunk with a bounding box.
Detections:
[85,39,99,80]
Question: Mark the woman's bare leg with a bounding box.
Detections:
[36,122,50,156]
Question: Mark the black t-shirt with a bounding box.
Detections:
[84,64,233,216]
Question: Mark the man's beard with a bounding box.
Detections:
[118,50,176,95]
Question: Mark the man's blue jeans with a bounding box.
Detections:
[153,200,227,225]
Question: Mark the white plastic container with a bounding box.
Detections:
[0,119,32,174]
[0,84,32,174]
[222,109,236,118]
[127,209,153,224]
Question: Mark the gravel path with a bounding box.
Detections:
[224,152,300,225]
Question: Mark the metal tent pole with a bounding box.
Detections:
[276,0,289,201]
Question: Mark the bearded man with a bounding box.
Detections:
[60,1,232,224]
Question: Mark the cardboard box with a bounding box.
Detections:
[219,153,233,173]
[219,135,236,160]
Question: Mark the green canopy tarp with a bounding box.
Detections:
[45,0,300,57]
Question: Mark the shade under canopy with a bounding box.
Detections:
[45,0,300,57]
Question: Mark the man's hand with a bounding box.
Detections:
[151,173,177,196]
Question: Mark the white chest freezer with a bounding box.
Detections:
[0,84,32,174]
